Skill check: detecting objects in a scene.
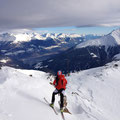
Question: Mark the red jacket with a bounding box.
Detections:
[53,74,67,90]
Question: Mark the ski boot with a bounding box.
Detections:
[49,103,54,108]
[60,107,64,113]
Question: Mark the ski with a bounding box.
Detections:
[61,112,65,120]
[58,101,66,120]
[44,97,58,115]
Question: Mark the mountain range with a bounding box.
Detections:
[1,29,120,120]
[35,28,120,74]
[0,32,101,69]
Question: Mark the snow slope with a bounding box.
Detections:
[113,53,120,60]
[76,28,120,50]
[0,61,120,120]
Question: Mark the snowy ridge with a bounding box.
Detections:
[111,29,120,45]
[0,60,120,120]
[0,32,82,43]
[76,28,120,49]
[113,53,120,60]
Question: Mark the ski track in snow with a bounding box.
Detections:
[0,61,120,120]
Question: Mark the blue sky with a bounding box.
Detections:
[33,26,120,35]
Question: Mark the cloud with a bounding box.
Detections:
[0,0,120,30]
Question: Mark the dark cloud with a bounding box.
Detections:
[0,0,120,30]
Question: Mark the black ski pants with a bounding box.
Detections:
[51,88,65,108]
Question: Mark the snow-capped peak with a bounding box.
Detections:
[0,33,15,41]
[111,28,120,45]
[13,33,32,43]
[69,33,81,38]
[76,28,120,49]
[0,31,83,43]
[57,33,67,38]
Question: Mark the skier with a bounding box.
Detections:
[50,70,67,112]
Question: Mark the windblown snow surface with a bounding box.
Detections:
[0,61,120,120]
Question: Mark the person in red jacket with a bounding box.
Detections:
[50,70,67,112]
